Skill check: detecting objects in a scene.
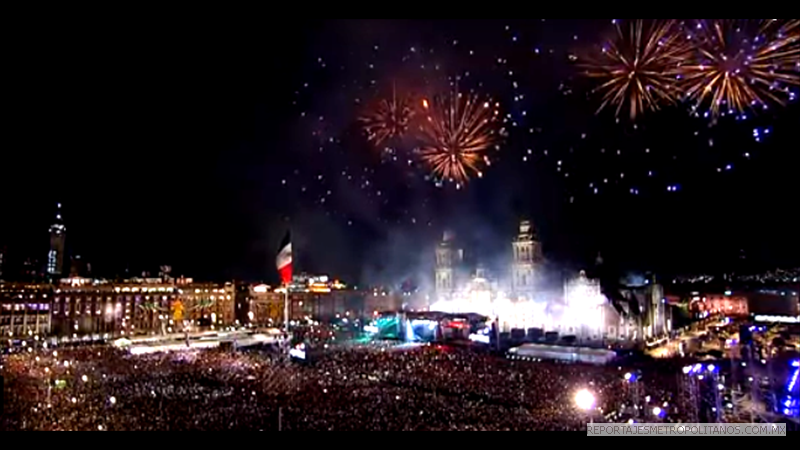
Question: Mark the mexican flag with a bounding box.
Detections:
[276,231,292,285]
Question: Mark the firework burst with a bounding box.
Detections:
[581,19,692,120]
[680,19,800,117]
[359,83,416,148]
[417,89,502,187]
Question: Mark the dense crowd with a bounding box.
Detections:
[2,344,700,431]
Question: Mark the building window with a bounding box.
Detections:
[47,250,58,274]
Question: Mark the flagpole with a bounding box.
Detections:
[283,223,292,350]
[284,285,289,335]
[282,225,291,429]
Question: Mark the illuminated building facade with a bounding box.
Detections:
[48,279,236,338]
[512,221,543,298]
[689,295,749,319]
[47,204,66,277]
[562,271,610,339]
[286,274,347,294]
[0,283,52,338]
[428,221,672,344]
[246,284,399,327]
[435,231,464,299]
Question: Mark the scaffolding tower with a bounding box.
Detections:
[678,365,701,423]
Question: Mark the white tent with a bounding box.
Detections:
[112,338,132,348]
[509,344,617,365]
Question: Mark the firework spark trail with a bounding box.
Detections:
[359,83,416,148]
[680,19,800,117]
[581,19,692,120]
[417,89,501,186]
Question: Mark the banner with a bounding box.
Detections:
[587,424,787,437]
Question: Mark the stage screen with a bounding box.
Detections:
[406,320,439,343]
[366,316,402,340]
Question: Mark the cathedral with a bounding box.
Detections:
[434,231,465,296]
[429,221,672,345]
[511,221,544,300]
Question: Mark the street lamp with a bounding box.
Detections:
[653,407,664,420]
[575,389,597,424]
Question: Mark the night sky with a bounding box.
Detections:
[2,19,798,285]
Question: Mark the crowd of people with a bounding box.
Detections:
[2,343,700,431]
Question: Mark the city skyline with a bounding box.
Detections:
[2,19,800,432]
[2,19,799,284]
[0,204,797,292]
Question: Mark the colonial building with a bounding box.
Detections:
[511,221,544,299]
[434,231,464,300]
[562,271,611,339]
[428,221,673,344]
[1,278,237,340]
[0,283,52,338]
[246,285,399,326]
[686,293,749,319]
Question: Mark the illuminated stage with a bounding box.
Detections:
[427,272,612,341]
[365,312,492,345]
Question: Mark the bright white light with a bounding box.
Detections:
[574,389,596,411]
[289,349,306,360]
[81,375,88,383]
[755,315,800,324]
[109,397,116,405]
[653,407,663,417]
[469,334,490,344]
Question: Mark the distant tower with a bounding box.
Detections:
[159,266,173,282]
[435,231,462,298]
[69,255,83,277]
[512,220,543,295]
[0,245,6,279]
[47,203,66,277]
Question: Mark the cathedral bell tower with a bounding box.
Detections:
[435,231,461,299]
[512,221,543,296]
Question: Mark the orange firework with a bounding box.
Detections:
[679,19,800,117]
[581,19,692,120]
[359,83,416,147]
[417,89,502,186]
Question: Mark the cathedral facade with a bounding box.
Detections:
[429,221,672,344]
